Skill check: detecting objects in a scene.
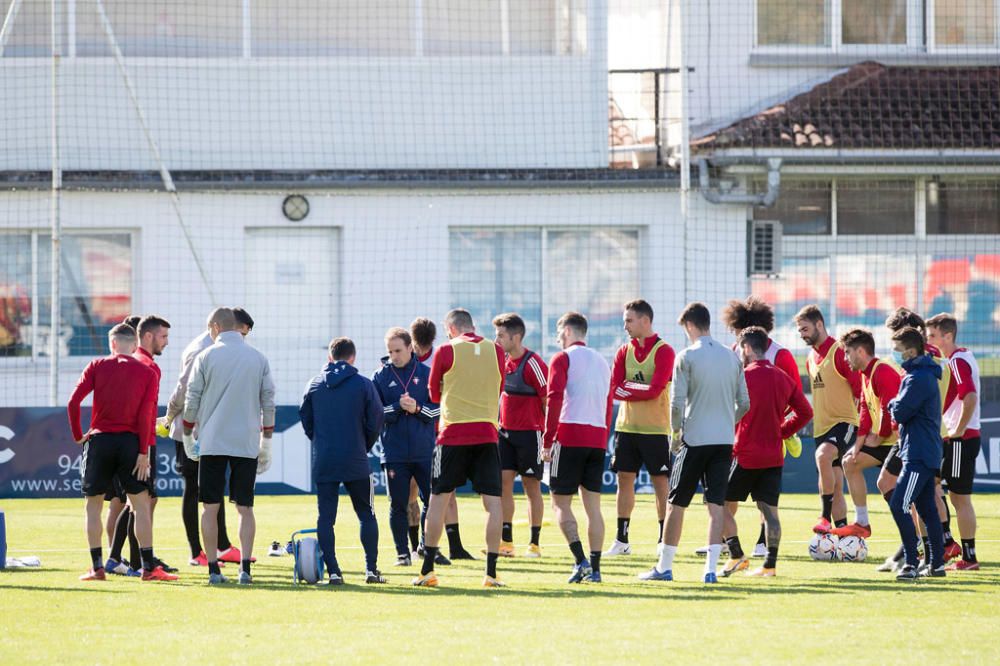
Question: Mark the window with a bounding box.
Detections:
[75,0,242,57]
[935,0,997,46]
[251,0,414,56]
[927,180,1000,234]
[449,227,638,357]
[836,181,914,234]
[755,0,998,50]
[756,0,830,46]
[753,181,832,235]
[842,0,908,44]
[0,232,132,357]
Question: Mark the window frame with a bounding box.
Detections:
[752,0,1000,55]
[0,228,136,362]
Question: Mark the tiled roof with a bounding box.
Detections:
[692,62,1000,152]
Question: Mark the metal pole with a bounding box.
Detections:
[50,0,62,406]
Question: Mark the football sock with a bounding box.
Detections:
[756,524,766,546]
[961,538,977,563]
[834,518,848,529]
[922,537,931,566]
[241,559,251,575]
[725,536,744,559]
[883,489,894,504]
[656,544,677,573]
[568,540,586,565]
[855,506,869,526]
[139,547,154,572]
[90,547,103,570]
[657,520,664,544]
[408,526,420,552]
[501,522,513,543]
[706,544,722,574]
[486,552,499,579]
[590,551,602,573]
[109,507,130,562]
[421,547,438,576]
[616,517,630,543]
[530,526,541,546]
[764,546,778,569]
[445,524,464,554]
[127,512,141,570]
[821,494,833,520]
[208,560,221,576]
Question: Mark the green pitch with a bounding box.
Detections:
[1,494,998,664]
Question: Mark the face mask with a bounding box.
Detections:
[891,350,906,365]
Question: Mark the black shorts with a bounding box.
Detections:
[104,474,126,503]
[81,432,147,498]
[725,463,782,506]
[610,432,671,476]
[146,444,158,499]
[431,443,502,496]
[498,429,543,478]
[668,444,732,508]
[198,455,257,507]
[942,437,980,495]
[858,444,891,465]
[883,442,903,477]
[549,444,605,495]
[815,423,857,467]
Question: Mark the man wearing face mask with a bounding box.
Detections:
[886,326,945,580]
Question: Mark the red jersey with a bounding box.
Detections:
[133,347,162,444]
[734,360,813,469]
[770,343,801,385]
[428,332,505,446]
[858,358,902,439]
[499,349,547,432]
[67,353,158,453]
[948,350,980,439]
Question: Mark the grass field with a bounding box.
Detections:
[1,493,998,664]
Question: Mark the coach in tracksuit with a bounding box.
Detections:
[887,326,946,580]
[372,327,438,566]
[300,337,385,585]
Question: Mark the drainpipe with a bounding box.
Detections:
[698,157,782,207]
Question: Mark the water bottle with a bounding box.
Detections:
[0,510,7,570]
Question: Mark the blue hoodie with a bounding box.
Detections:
[299,361,384,484]
[888,353,943,470]
[371,355,438,464]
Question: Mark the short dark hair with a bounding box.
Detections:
[329,337,356,361]
[109,323,137,343]
[122,315,141,331]
[677,302,710,330]
[233,307,254,331]
[556,311,588,337]
[892,326,925,355]
[722,296,775,333]
[410,317,437,349]
[138,315,171,339]
[492,313,526,339]
[445,308,474,332]
[840,328,875,356]
[624,299,654,322]
[794,304,825,325]
[385,327,412,347]
[926,313,958,339]
[738,326,769,357]
[207,307,236,331]
[885,307,925,334]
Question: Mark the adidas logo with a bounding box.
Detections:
[525,468,534,474]
[388,381,397,387]
[660,465,669,472]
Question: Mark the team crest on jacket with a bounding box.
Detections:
[413,378,419,384]
[387,468,396,479]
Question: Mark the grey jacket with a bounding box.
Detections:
[670,335,750,447]
[183,331,277,458]
[165,330,213,441]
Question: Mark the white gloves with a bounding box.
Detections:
[257,435,272,475]
[182,432,200,461]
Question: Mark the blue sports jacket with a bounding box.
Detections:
[371,355,438,464]
[888,353,943,470]
[299,361,384,484]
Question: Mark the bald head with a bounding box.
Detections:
[207,307,236,340]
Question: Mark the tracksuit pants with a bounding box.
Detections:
[316,477,379,575]
[889,461,945,569]
[385,460,431,556]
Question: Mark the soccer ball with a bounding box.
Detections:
[836,536,868,562]
[808,534,839,561]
